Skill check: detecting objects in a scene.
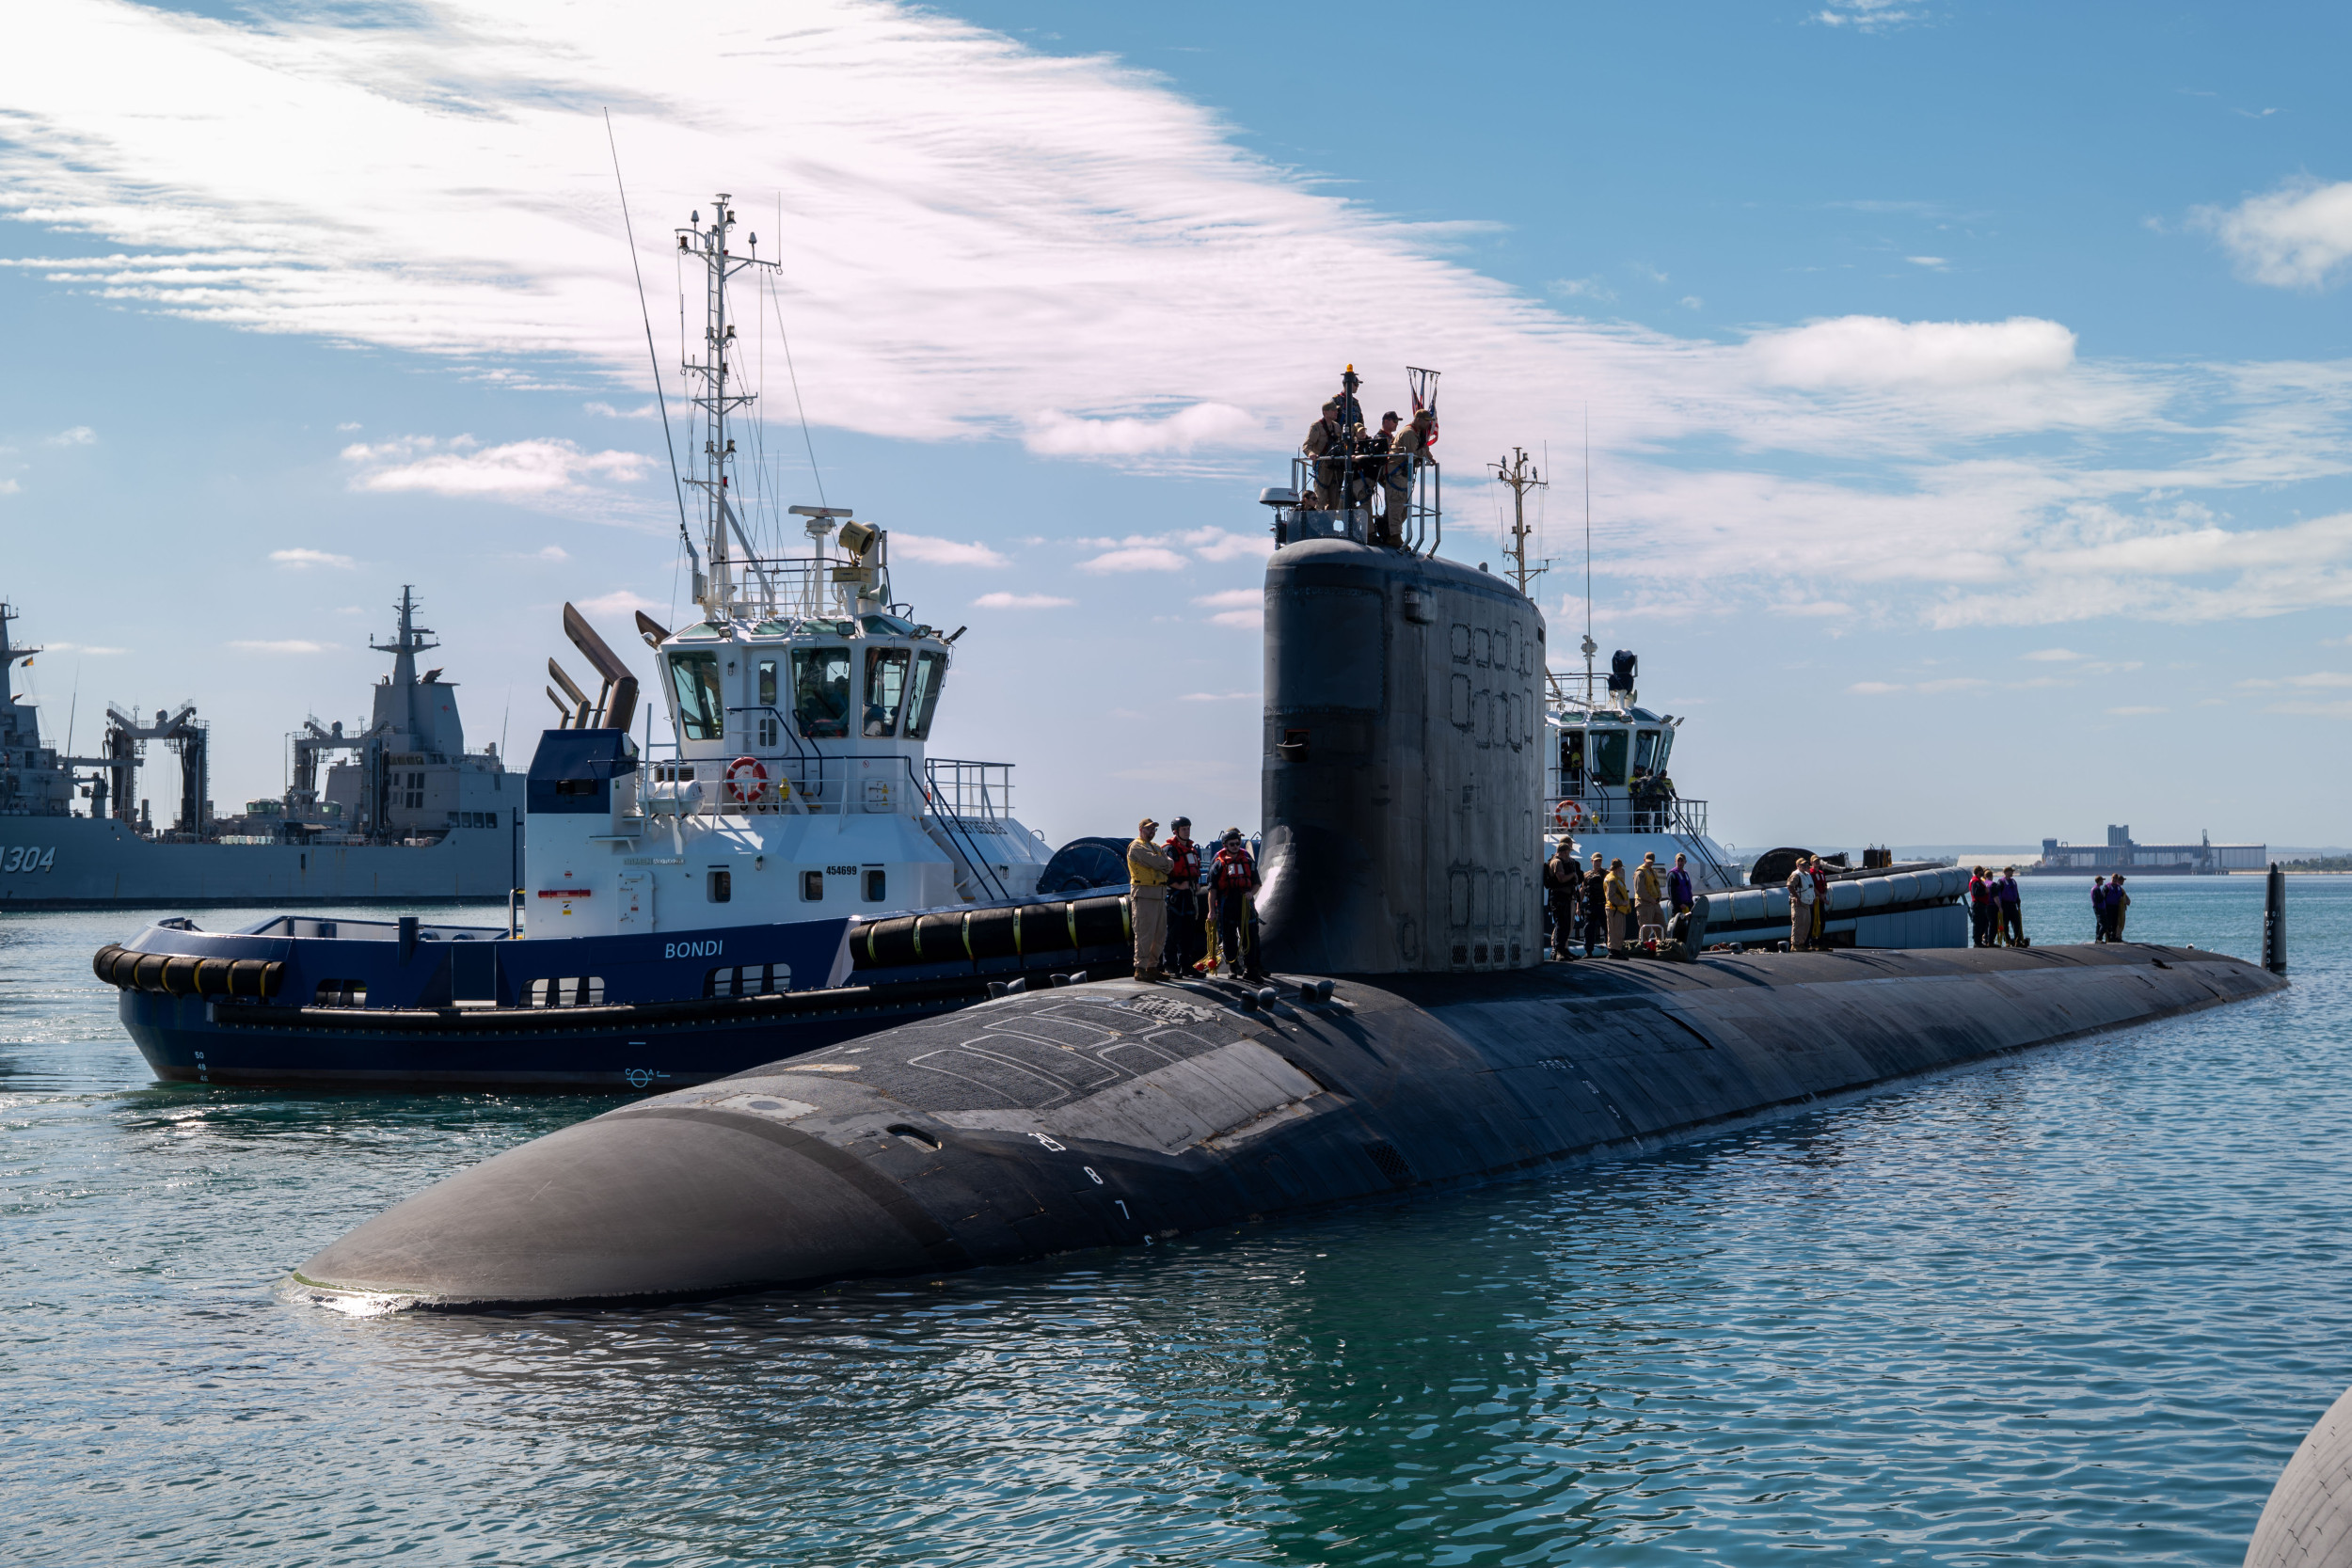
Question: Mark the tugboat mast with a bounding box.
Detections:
[677,194,780,619]
[1490,446,1565,704]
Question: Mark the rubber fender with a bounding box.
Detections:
[858,916,920,971]
[194,958,236,997]
[259,960,284,997]
[92,944,127,987]
[1015,901,1075,955]
[965,905,1019,961]
[228,958,270,998]
[132,952,169,992]
[1072,895,1129,948]
[914,911,967,962]
[161,954,201,997]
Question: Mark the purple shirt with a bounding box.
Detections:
[1996,876,2020,905]
[1666,866,1693,908]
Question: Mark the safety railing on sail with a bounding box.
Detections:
[1546,795,1709,838]
[1272,451,1441,555]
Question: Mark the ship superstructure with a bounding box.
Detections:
[0,593,516,907]
[499,192,1052,940]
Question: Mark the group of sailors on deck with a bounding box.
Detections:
[1301,374,1435,547]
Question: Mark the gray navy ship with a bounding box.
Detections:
[0,590,517,908]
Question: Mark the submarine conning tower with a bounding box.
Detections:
[1261,539,1544,975]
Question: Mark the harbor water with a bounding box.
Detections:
[5,878,2345,1565]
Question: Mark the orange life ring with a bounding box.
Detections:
[723,755,769,802]
[1549,800,1583,832]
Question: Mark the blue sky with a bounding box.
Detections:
[2,0,2347,852]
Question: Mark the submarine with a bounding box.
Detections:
[292,528,2288,1311]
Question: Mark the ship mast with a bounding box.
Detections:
[677,193,780,619]
[1490,446,1565,703]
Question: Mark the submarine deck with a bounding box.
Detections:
[293,941,2282,1310]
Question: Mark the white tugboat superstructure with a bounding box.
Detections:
[527,193,1052,941]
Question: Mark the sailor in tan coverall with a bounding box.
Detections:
[1634,851,1664,942]
[1302,402,1344,510]
[1380,407,1433,546]
[1127,817,1172,981]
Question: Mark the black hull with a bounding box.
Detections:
[123,970,1114,1093]
[291,942,2288,1309]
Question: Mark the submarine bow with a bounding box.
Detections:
[294,538,2286,1310]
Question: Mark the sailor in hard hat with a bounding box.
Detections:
[1210,829,1263,980]
[1126,817,1173,981]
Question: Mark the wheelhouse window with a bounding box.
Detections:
[1591,728,1629,787]
[903,651,947,740]
[1560,731,1586,797]
[756,658,778,708]
[864,647,911,736]
[1633,729,1661,775]
[791,648,851,738]
[667,652,725,741]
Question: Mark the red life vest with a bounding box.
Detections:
[1165,839,1201,888]
[1213,847,1256,892]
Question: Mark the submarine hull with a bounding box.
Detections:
[294,941,2283,1309]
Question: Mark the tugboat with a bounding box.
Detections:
[91,192,1125,1091]
[1545,649,1740,892]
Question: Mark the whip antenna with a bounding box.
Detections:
[603,110,698,576]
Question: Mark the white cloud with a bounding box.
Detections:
[2194,179,2352,290]
[1208,609,1263,629]
[572,589,661,618]
[270,546,354,569]
[0,479,19,496]
[972,591,1074,610]
[1748,316,2075,388]
[2106,705,2169,716]
[336,420,361,431]
[1024,403,1262,457]
[522,545,569,562]
[1,0,2350,632]
[1178,691,1254,702]
[1906,257,1948,269]
[1081,546,1191,574]
[892,532,1009,569]
[1848,677,1989,695]
[342,436,650,497]
[230,639,328,654]
[1549,277,1616,304]
[1192,589,1261,610]
[2022,647,2082,661]
[1184,528,1274,564]
[46,641,129,655]
[45,425,95,445]
[582,401,658,420]
[1813,1,1927,29]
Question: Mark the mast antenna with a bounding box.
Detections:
[603,111,701,601]
[676,189,782,618]
[1581,406,1597,709]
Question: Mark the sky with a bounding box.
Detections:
[2,0,2348,852]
